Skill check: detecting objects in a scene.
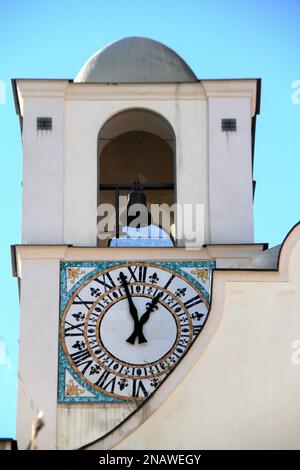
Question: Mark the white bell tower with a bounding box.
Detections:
[12,37,263,450]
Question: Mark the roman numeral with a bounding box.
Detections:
[64,321,84,337]
[126,265,147,283]
[142,366,155,377]
[183,295,203,310]
[193,325,202,336]
[70,349,93,374]
[164,274,175,290]
[95,370,116,393]
[132,379,148,398]
[72,295,94,310]
[94,272,116,291]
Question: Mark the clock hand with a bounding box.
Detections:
[119,272,147,344]
[126,293,161,345]
[139,294,161,327]
[119,273,138,322]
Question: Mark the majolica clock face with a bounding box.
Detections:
[59,261,214,402]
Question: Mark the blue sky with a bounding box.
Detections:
[0,0,299,438]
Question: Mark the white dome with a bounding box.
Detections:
[75,37,197,83]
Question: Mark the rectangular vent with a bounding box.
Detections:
[222,118,236,132]
[37,117,52,131]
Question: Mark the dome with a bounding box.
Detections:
[75,37,197,83]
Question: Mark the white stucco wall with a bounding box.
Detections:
[16,79,258,247]
[19,81,66,244]
[100,224,300,450]
[203,80,257,244]
[16,257,61,450]
[63,83,208,246]
[14,75,265,451]
[14,244,264,449]
[15,228,300,450]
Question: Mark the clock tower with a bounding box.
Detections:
[12,37,262,449]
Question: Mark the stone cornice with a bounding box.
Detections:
[202,79,259,116]
[12,243,267,278]
[14,78,259,114]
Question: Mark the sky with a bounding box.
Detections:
[0,0,299,439]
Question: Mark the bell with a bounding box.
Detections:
[126,182,151,228]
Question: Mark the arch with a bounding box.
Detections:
[97,108,177,247]
[98,108,176,153]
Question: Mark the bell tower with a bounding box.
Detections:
[12,37,262,449]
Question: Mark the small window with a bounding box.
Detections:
[37,117,52,131]
[222,118,236,132]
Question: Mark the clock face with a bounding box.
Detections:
[59,261,213,402]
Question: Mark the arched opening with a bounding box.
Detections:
[97,109,176,247]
